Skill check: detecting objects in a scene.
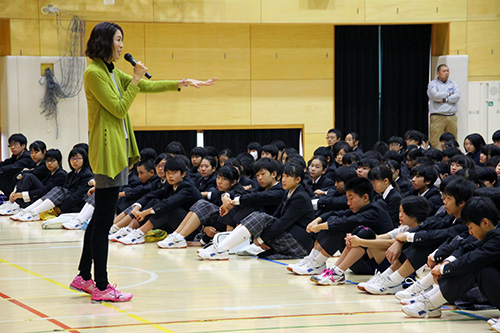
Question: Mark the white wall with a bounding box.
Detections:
[0,56,88,169]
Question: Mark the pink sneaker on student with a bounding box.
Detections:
[69,276,95,294]
[91,284,133,303]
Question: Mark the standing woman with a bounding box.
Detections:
[70,22,216,303]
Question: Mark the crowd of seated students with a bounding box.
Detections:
[2,128,500,330]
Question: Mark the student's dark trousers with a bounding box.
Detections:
[78,187,119,290]
[439,266,500,309]
[15,173,44,208]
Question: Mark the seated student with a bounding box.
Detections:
[247,141,261,161]
[225,158,257,189]
[356,158,378,179]
[345,132,363,156]
[404,130,425,150]
[480,144,500,166]
[441,146,461,166]
[2,149,67,214]
[10,147,94,222]
[362,177,476,295]
[0,133,35,195]
[113,156,203,245]
[305,155,335,197]
[333,141,352,168]
[313,166,357,215]
[197,162,315,260]
[373,141,389,157]
[280,148,298,164]
[388,136,405,155]
[156,165,246,248]
[166,141,187,157]
[405,147,424,171]
[448,154,475,177]
[401,196,500,321]
[313,146,336,180]
[409,164,442,216]
[116,159,158,213]
[439,132,456,151]
[477,167,498,188]
[261,144,279,160]
[108,155,168,236]
[385,160,411,197]
[326,128,342,151]
[493,129,500,149]
[464,133,486,166]
[342,152,360,168]
[271,140,286,162]
[218,149,232,167]
[369,166,402,228]
[311,196,429,286]
[196,156,217,193]
[16,140,49,182]
[288,177,393,276]
[189,146,207,182]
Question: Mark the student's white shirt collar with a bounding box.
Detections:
[382,184,394,200]
[313,175,322,184]
[287,186,298,199]
[420,188,430,197]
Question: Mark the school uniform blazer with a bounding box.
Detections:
[59,167,94,212]
[235,182,285,216]
[317,190,348,212]
[410,185,443,216]
[260,185,316,250]
[396,176,412,197]
[84,58,179,179]
[127,171,141,188]
[28,168,67,202]
[324,164,336,181]
[311,176,335,192]
[123,175,159,200]
[323,201,393,235]
[0,151,35,175]
[197,173,217,192]
[442,227,500,277]
[466,150,482,167]
[17,160,50,181]
[407,214,467,248]
[240,175,257,188]
[375,188,403,228]
[148,179,203,215]
[434,232,475,264]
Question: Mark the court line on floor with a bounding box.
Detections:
[0,290,79,333]
[0,257,173,333]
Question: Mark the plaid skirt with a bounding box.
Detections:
[41,187,70,206]
[241,211,308,259]
[85,192,95,206]
[190,199,219,225]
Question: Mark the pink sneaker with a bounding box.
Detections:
[69,276,95,294]
[91,284,133,303]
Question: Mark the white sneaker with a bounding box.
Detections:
[197,244,229,260]
[491,318,500,332]
[358,271,383,291]
[310,268,346,286]
[0,201,20,216]
[62,218,83,230]
[395,279,432,300]
[118,229,145,245]
[488,317,499,327]
[286,256,312,272]
[16,211,40,222]
[109,227,132,242]
[399,292,430,306]
[291,258,326,275]
[157,234,187,249]
[401,297,442,318]
[236,243,264,256]
[10,209,28,221]
[364,275,404,295]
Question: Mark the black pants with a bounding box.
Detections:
[15,173,44,208]
[77,187,119,290]
[440,266,500,309]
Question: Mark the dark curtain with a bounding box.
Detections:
[204,129,301,155]
[335,26,380,152]
[134,130,197,156]
[335,25,431,150]
[380,25,431,142]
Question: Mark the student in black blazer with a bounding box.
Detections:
[369,166,403,228]
[0,133,35,195]
[409,164,443,215]
[305,156,335,198]
[196,156,217,192]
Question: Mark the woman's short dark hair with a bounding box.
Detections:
[68,147,90,171]
[464,133,486,152]
[333,166,357,183]
[86,22,123,60]
[202,155,218,169]
[29,140,47,153]
[45,149,63,165]
[283,162,305,182]
[401,196,429,223]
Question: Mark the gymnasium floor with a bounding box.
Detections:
[0,216,498,333]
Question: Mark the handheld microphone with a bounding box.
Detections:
[124,53,152,79]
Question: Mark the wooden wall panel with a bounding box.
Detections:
[145,24,250,80]
[38,0,154,22]
[145,80,251,126]
[9,19,40,56]
[251,25,333,80]
[365,0,467,23]
[261,0,364,23]
[449,21,467,56]
[251,80,333,134]
[0,0,38,19]
[467,0,500,21]
[467,21,500,76]
[432,23,449,56]
[303,133,329,160]
[153,0,261,23]
[0,19,11,56]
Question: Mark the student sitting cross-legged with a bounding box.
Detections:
[112,155,202,245]
[197,162,316,260]
[288,177,393,277]
[401,196,500,322]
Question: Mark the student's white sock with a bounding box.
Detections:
[77,203,94,222]
[428,286,447,308]
[217,225,250,252]
[418,272,436,289]
[173,232,185,241]
[25,199,44,212]
[30,199,55,214]
[110,224,120,233]
[332,265,344,274]
[388,271,405,285]
[381,267,394,277]
[314,253,329,266]
[309,248,320,260]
